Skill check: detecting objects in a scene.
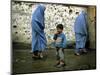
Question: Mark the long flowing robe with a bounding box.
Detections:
[74,11,88,52]
[31,5,47,52]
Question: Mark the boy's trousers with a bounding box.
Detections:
[56,47,64,61]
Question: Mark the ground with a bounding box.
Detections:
[13,46,96,74]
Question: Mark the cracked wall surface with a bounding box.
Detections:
[12,1,90,47]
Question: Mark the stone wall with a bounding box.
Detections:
[87,7,96,49]
[12,1,87,47]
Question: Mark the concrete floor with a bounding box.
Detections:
[13,48,96,74]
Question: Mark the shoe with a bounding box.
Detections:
[39,55,43,59]
[56,63,66,68]
[38,53,44,59]
[32,54,39,59]
[74,53,80,56]
[83,49,87,53]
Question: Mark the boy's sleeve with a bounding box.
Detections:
[62,35,67,48]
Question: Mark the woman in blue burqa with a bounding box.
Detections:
[74,11,88,56]
[31,4,47,58]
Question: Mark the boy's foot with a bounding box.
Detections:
[56,63,66,68]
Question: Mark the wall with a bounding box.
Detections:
[12,1,88,47]
[87,6,96,49]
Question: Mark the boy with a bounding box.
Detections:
[53,24,67,68]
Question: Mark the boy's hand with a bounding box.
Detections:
[53,32,58,40]
[55,31,59,35]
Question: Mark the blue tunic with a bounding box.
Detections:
[53,33,67,48]
[74,11,88,52]
[74,11,87,35]
[31,5,47,52]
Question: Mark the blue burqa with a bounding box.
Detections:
[74,11,88,52]
[31,5,47,52]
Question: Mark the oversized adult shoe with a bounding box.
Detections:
[56,63,66,68]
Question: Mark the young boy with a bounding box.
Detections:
[53,24,67,68]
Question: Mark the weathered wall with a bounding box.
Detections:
[12,1,94,48]
[87,6,96,49]
[12,2,95,48]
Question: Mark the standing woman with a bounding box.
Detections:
[31,4,47,59]
[74,11,88,56]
